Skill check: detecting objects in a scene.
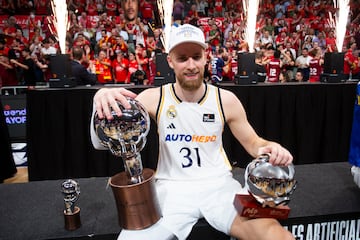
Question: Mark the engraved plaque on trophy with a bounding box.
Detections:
[61,179,81,230]
[93,98,161,230]
[234,155,297,219]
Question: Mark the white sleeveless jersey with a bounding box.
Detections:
[155,83,232,181]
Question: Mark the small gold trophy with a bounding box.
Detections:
[61,179,81,230]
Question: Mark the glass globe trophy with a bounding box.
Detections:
[93,98,161,230]
[234,154,297,219]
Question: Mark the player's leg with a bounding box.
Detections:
[229,215,295,240]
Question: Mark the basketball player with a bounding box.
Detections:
[266,50,282,83]
[91,24,295,240]
[308,49,323,83]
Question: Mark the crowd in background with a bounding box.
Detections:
[0,0,360,87]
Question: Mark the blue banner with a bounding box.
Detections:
[349,82,360,167]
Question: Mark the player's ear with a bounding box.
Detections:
[167,54,174,69]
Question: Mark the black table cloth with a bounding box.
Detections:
[26,82,357,181]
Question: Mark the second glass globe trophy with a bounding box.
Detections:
[93,98,161,230]
[234,154,297,219]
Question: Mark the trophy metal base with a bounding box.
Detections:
[109,168,161,230]
[233,194,290,220]
[64,206,81,231]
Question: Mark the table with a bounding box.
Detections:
[1,162,359,240]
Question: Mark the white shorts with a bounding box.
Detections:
[118,173,246,240]
[156,173,246,239]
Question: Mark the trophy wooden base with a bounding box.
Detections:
[64,206,81,231]
[233,194,290,220]
[110,168,161,230]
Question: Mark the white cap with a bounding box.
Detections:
[168,24,207,53]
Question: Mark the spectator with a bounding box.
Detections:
[69,11,80,32]
[0,54,18,86]
[135,43,149,84]
[127,50,138,81]
[173,0,184,24]
[196,0,207,17]
[10,48,37,86]
[95,49,112,83]
[344,42,358,80]
[145,31,156,55]
[288,31,301,56]
[295,48,312,81]
[325,30,337,52]
[0,0,15,15]
[208,47,225,84]
[281,49,296,82]
[186,4,199,25]
[263,18,275,36]
[2,18,17,47]
[73,32,91,48]
[34,0,47,15]
[294,70,304,82]
[112,50,129,83]
[260,30,274,48]
[16,0,33,15]
[32,54,48,82]
[214,0,223,17]
[308,48,324,82]
[130,69,146,85]
[302,35,313,51]
[96,0,105,15]
[41,38,57,56]
[78,12,89,30]
[222,19,233,47]
[8,38,25,81]
[0,39,10,57]
[274,0,286,19]
[113,35,128,55]
[221,49,233,82]
[96,28,111,52]
[134,17,149,48]
[105,0,118,17]
[140,0,154,23]
[15,29,29,48]
[352,53,360,80]
[208,22,221,50]
[255,51,267,82]
[266,49,282,83]
[86,0,98,16]
[275,31,288,48]
[70,46,97,85]
[27,11,41,42]
[152,28,164,53]
[284,41,297,60]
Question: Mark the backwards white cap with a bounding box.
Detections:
[168,24,207,52]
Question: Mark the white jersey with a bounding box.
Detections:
[155,83,232,181]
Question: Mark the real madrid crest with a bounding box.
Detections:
[166,105,177,119]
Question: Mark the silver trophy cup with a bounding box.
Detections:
[93,98,161,229]
[61,179,81,230]
[245,154,297,208]
[94,98,150,184]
